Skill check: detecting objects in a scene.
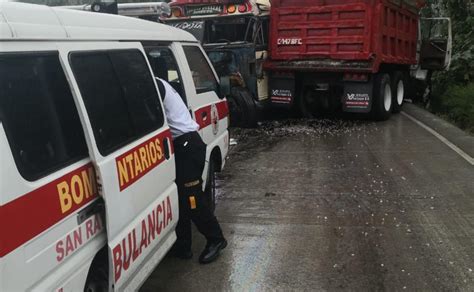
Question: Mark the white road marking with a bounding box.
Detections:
[401,111,474,166]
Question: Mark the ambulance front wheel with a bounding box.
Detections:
[204,157,217,214]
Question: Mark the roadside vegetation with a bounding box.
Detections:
[424,0,474,133]
[431,83,474,133]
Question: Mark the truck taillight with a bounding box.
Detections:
[238,4,246,13]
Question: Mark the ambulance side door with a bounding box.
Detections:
[143,43,189,107]
[174,43,229,178]
[180,44,229,144]
[0,43,104,292]
[58,42,179,290]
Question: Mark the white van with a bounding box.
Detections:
[0,2,229,291]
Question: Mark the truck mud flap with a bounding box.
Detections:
[343,81,373,113]
[270,73,295,107]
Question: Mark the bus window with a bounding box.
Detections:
[205,17,252,43]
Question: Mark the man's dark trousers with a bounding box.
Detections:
[173,131,224,252]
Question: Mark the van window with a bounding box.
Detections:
[145,47,187,104]
[183,46,219,94]
[70,49,164,156]
[0,53,88,181]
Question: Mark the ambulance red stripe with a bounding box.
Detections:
[195,100,229,130]
[216,100,229,120]
[195,105,212,130]
[0,163,98,258]
[0,130,174,257]
[115,129,174,191]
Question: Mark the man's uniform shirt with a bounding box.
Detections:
[157,78,199,139]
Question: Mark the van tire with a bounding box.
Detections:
[371,73,392,121]
[204,158,216,213]
[391,71,405,113]
[228,87,258,128]
[84,248,108,292]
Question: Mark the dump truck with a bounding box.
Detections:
[265,0,452,120]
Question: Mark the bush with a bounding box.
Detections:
[431,83,474,133]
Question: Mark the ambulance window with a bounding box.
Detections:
[0,53,88,181]
[183,46,218,95]
[70,49,164,156]
[145,47,187,104]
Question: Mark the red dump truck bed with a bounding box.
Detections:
[267,0,421,73]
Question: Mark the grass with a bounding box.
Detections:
[430,82,474,134]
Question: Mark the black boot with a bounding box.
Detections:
[199,239,227,264]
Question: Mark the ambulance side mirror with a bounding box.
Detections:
[218,76,231,99]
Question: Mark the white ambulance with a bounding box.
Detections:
[0,2,229,291]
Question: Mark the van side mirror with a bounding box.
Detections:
[218,76,231,99]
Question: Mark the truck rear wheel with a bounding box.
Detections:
[371,73,392,121]
[391,71,405,113]
[228,87,258,128]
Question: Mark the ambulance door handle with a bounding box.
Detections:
[201,111,208,120]
[163,137,170,160]
[77,199,103,225]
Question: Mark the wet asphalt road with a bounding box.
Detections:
[141,104,474,291]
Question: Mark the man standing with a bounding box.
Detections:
[156,78,227,264]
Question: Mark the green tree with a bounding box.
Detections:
[426,0,474,132]
[427,0,473,90]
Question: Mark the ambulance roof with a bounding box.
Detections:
[0,2,196,42]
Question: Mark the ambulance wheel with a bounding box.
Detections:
[391,71,406,113]
[228,87,258,128]
[204,158,216,213]
[371,73,392,121]
[84,249,108,292]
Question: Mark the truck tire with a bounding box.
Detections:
[228,87,258,128]
[204,157,216,214]
[371,73,392,121]
[391,71,406,113]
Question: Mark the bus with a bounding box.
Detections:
[163,0,272,127]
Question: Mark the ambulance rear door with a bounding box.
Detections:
[58,42,179,290]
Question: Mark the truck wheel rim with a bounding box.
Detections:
[397,80,404,106]
[384,83,392,112]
